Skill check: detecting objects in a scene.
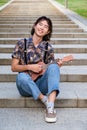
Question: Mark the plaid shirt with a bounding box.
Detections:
[12,37,54,65]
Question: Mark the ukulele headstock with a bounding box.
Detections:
[62,55,74,62]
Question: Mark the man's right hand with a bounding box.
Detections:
[28,63,43,73]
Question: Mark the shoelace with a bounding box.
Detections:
[48,107,56,114]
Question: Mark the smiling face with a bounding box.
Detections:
[34,20,50,38]
[31,16,52,41]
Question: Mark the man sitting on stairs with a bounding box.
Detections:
[11,16,62,123]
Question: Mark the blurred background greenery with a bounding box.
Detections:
[0,0,10,6]
[56,0,87,18]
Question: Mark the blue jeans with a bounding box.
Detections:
[16,64,60,100]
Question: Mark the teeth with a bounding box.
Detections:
[39,30,42,32]
[39,31,43,33]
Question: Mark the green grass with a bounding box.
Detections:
[0,0,10,7]
[56,0,87,18]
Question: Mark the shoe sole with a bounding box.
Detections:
[45,115,57,123]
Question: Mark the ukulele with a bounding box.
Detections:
[29,55,74,81]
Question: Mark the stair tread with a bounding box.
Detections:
[53,44,87,48]
[0,53,87,60]
[0,23,77,25]
[0,44,87,48]
[0,37,87,40]
[1,32,86,33]
[0,108,87,130]
[0,0,87,109]
[0,82,87,108]
[0,65,87,74]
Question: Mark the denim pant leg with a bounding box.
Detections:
[16,72,41,100]
[35,64,60,97]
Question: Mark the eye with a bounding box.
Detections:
[38,21,49,30]
[44,25,49,29]
[39,22,43,26]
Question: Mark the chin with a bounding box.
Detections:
[37,33,44,37]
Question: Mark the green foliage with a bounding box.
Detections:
[0,0,10,7]
[56,0,87,18]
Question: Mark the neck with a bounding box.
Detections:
[32,34,42,46]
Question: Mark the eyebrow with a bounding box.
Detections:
[39,21,49,27]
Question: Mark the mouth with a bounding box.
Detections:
[38,29,44,34]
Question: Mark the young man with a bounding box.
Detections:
[11,16,62,123]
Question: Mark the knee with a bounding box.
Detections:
[16,72,31,85]
[48,64,60,72]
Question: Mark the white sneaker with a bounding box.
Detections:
[45,108,57,123]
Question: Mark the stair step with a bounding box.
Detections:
[1,32,87,38]
[0,17,70,21]
[0,15,68,17]
[0,28,83,33]
[0,14,68,18]
[0,0,87,108]
[0,38,87,44]
[0,53,87,65]
[0,108,87,129]
[52,38,87,44]
[52,32,87,38]
[0,24,79,28]
[0,44,14,53]
[0,82,87,108]
[53,44,87,53]
[0,20,75,24]
[0,0,87,128]
[0,44,87,53]
[0,65,87,82]
[0,14,67,18]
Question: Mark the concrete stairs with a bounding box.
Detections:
[0,0,87,129]
[0,0,87,107]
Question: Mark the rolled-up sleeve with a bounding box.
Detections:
[11,40,23,59]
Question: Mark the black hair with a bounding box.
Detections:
[31,16,53,41]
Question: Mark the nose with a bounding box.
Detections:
[40,25,44,30]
